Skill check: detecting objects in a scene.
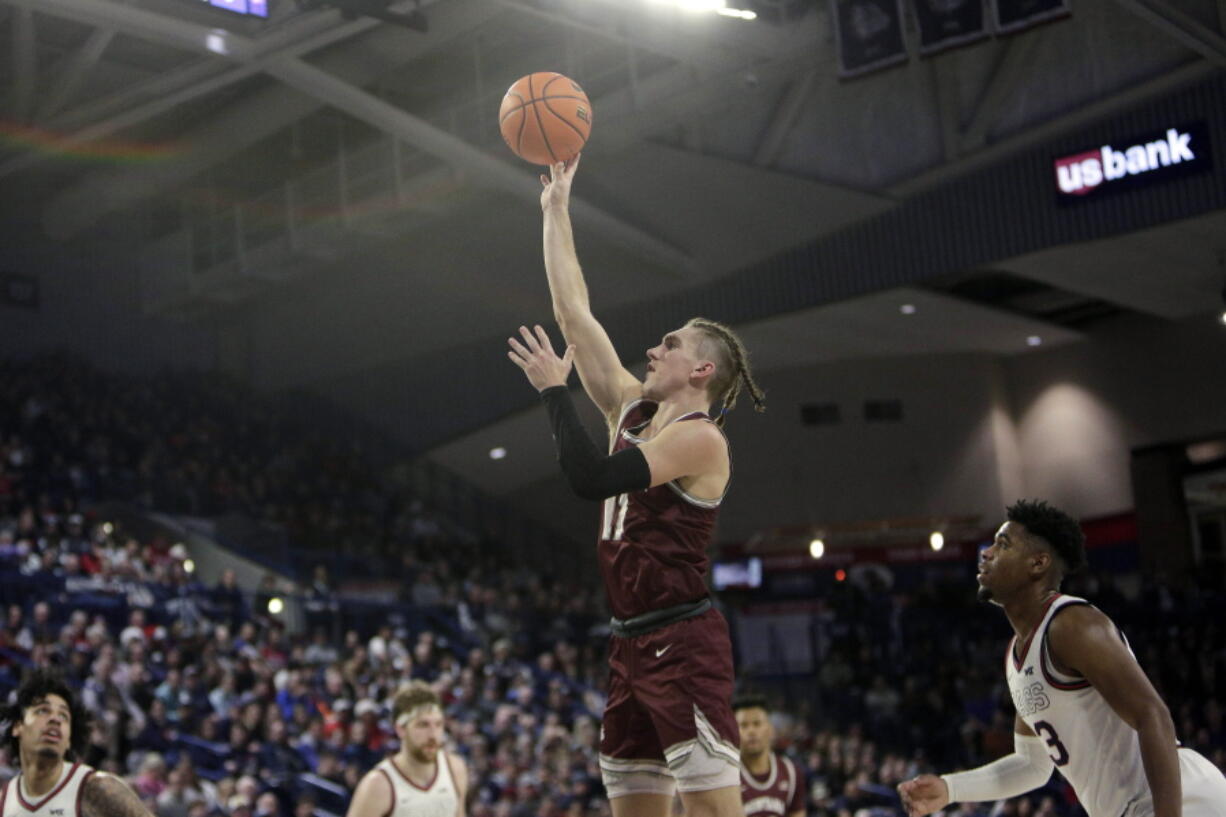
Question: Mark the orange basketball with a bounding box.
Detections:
[499,72,592,166]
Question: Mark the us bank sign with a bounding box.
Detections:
[1053,122,1212,202]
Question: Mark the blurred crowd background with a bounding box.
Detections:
[3,354,1223,817]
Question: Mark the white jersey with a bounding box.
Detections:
[374,754,459,817]
[1006,594,1226,817]
[1,762,94,817]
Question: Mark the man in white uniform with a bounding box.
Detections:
[2,670,155,817]
[898,499,1226,817]
[344,681,467,817]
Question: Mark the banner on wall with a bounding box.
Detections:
[991,0,1071,34]
[913,0,990,55]
[831,0,908,77]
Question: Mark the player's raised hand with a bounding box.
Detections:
[508,324,574,392]
[897,775,950,817]
[540,155,580,212]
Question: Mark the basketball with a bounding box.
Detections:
[499,72,592,166]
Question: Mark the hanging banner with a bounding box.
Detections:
[913,0,990,55]
[831,0,909,78]
[991,0,1070,34]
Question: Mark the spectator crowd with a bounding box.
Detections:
[2,353,1224,817]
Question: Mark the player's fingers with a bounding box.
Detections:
[518,325,540,351]
[508,337,532,358]
[566,153,581,174]
[533,324,553,352]
[507,351,527,370]
[561,345,575,366]
[541,174,549,187]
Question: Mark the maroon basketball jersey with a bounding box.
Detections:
[740,753,806,817]
[597,399,727,620]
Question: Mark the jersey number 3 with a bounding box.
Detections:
[1033,720,1070,767]
[601,494,628,541]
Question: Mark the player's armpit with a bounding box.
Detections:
[1014,714,1037,736]
[637,420,728,489]
[80,772,154,817]
[344,770,394,817]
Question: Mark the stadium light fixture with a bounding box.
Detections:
[929,531,945,551]
[268,597,284,614]
[809,538,825,559]
[649,0,757,20]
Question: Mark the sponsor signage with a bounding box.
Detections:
[1053,121,1212,203]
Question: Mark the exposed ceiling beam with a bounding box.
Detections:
[36,0,506,238]
[35,27,117,122]
[753,67,817,167]
[263,57,695,275]
[928,56,961,162]
[887,61,1216,197]
[960,33,1042,152]
[1107,0,1226,67]
[10,6,36,123]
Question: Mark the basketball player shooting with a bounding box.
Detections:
[897,499,1226,817]
[345,682,468,817]
[505,156,765,817]
[1,669,155,817]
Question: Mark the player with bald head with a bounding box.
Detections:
[344,682,467,817]
[898,499,1226,817]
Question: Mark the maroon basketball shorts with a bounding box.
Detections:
[598,608,741,797]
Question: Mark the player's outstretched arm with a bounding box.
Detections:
[344,769,394,817]
[898,717,1052,816]
[80,772,155,817]
[509,325,650,501]
[540,156,641,422]
[1047,605,1181,817]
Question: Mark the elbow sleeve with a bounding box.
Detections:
[540,386,652,500]
[941,733,1054,803]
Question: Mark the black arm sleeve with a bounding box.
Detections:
[540,386,652,501]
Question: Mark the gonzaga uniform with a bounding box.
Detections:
[598,399,741,787]
[373,755,459,817]
[1,762,94,817]
[740,753,806,817]
[1006,594,1226,817]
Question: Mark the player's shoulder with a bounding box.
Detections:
[1046,596,1116,641]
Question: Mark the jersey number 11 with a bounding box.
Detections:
[602,494,628,541]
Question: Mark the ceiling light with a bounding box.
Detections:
[809,538,825,559]
[1027,335,1042,346]
[900,304,916,315]
[1220,311,1226,325]
[489,447,507,460]
[268,597,284,615]
[183,559,196,574]
[929,531,945,551]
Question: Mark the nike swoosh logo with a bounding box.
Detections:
[655,645,672,657]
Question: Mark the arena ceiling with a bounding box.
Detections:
[0,0,1224,494]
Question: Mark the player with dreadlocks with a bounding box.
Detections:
[506,156,765,817]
